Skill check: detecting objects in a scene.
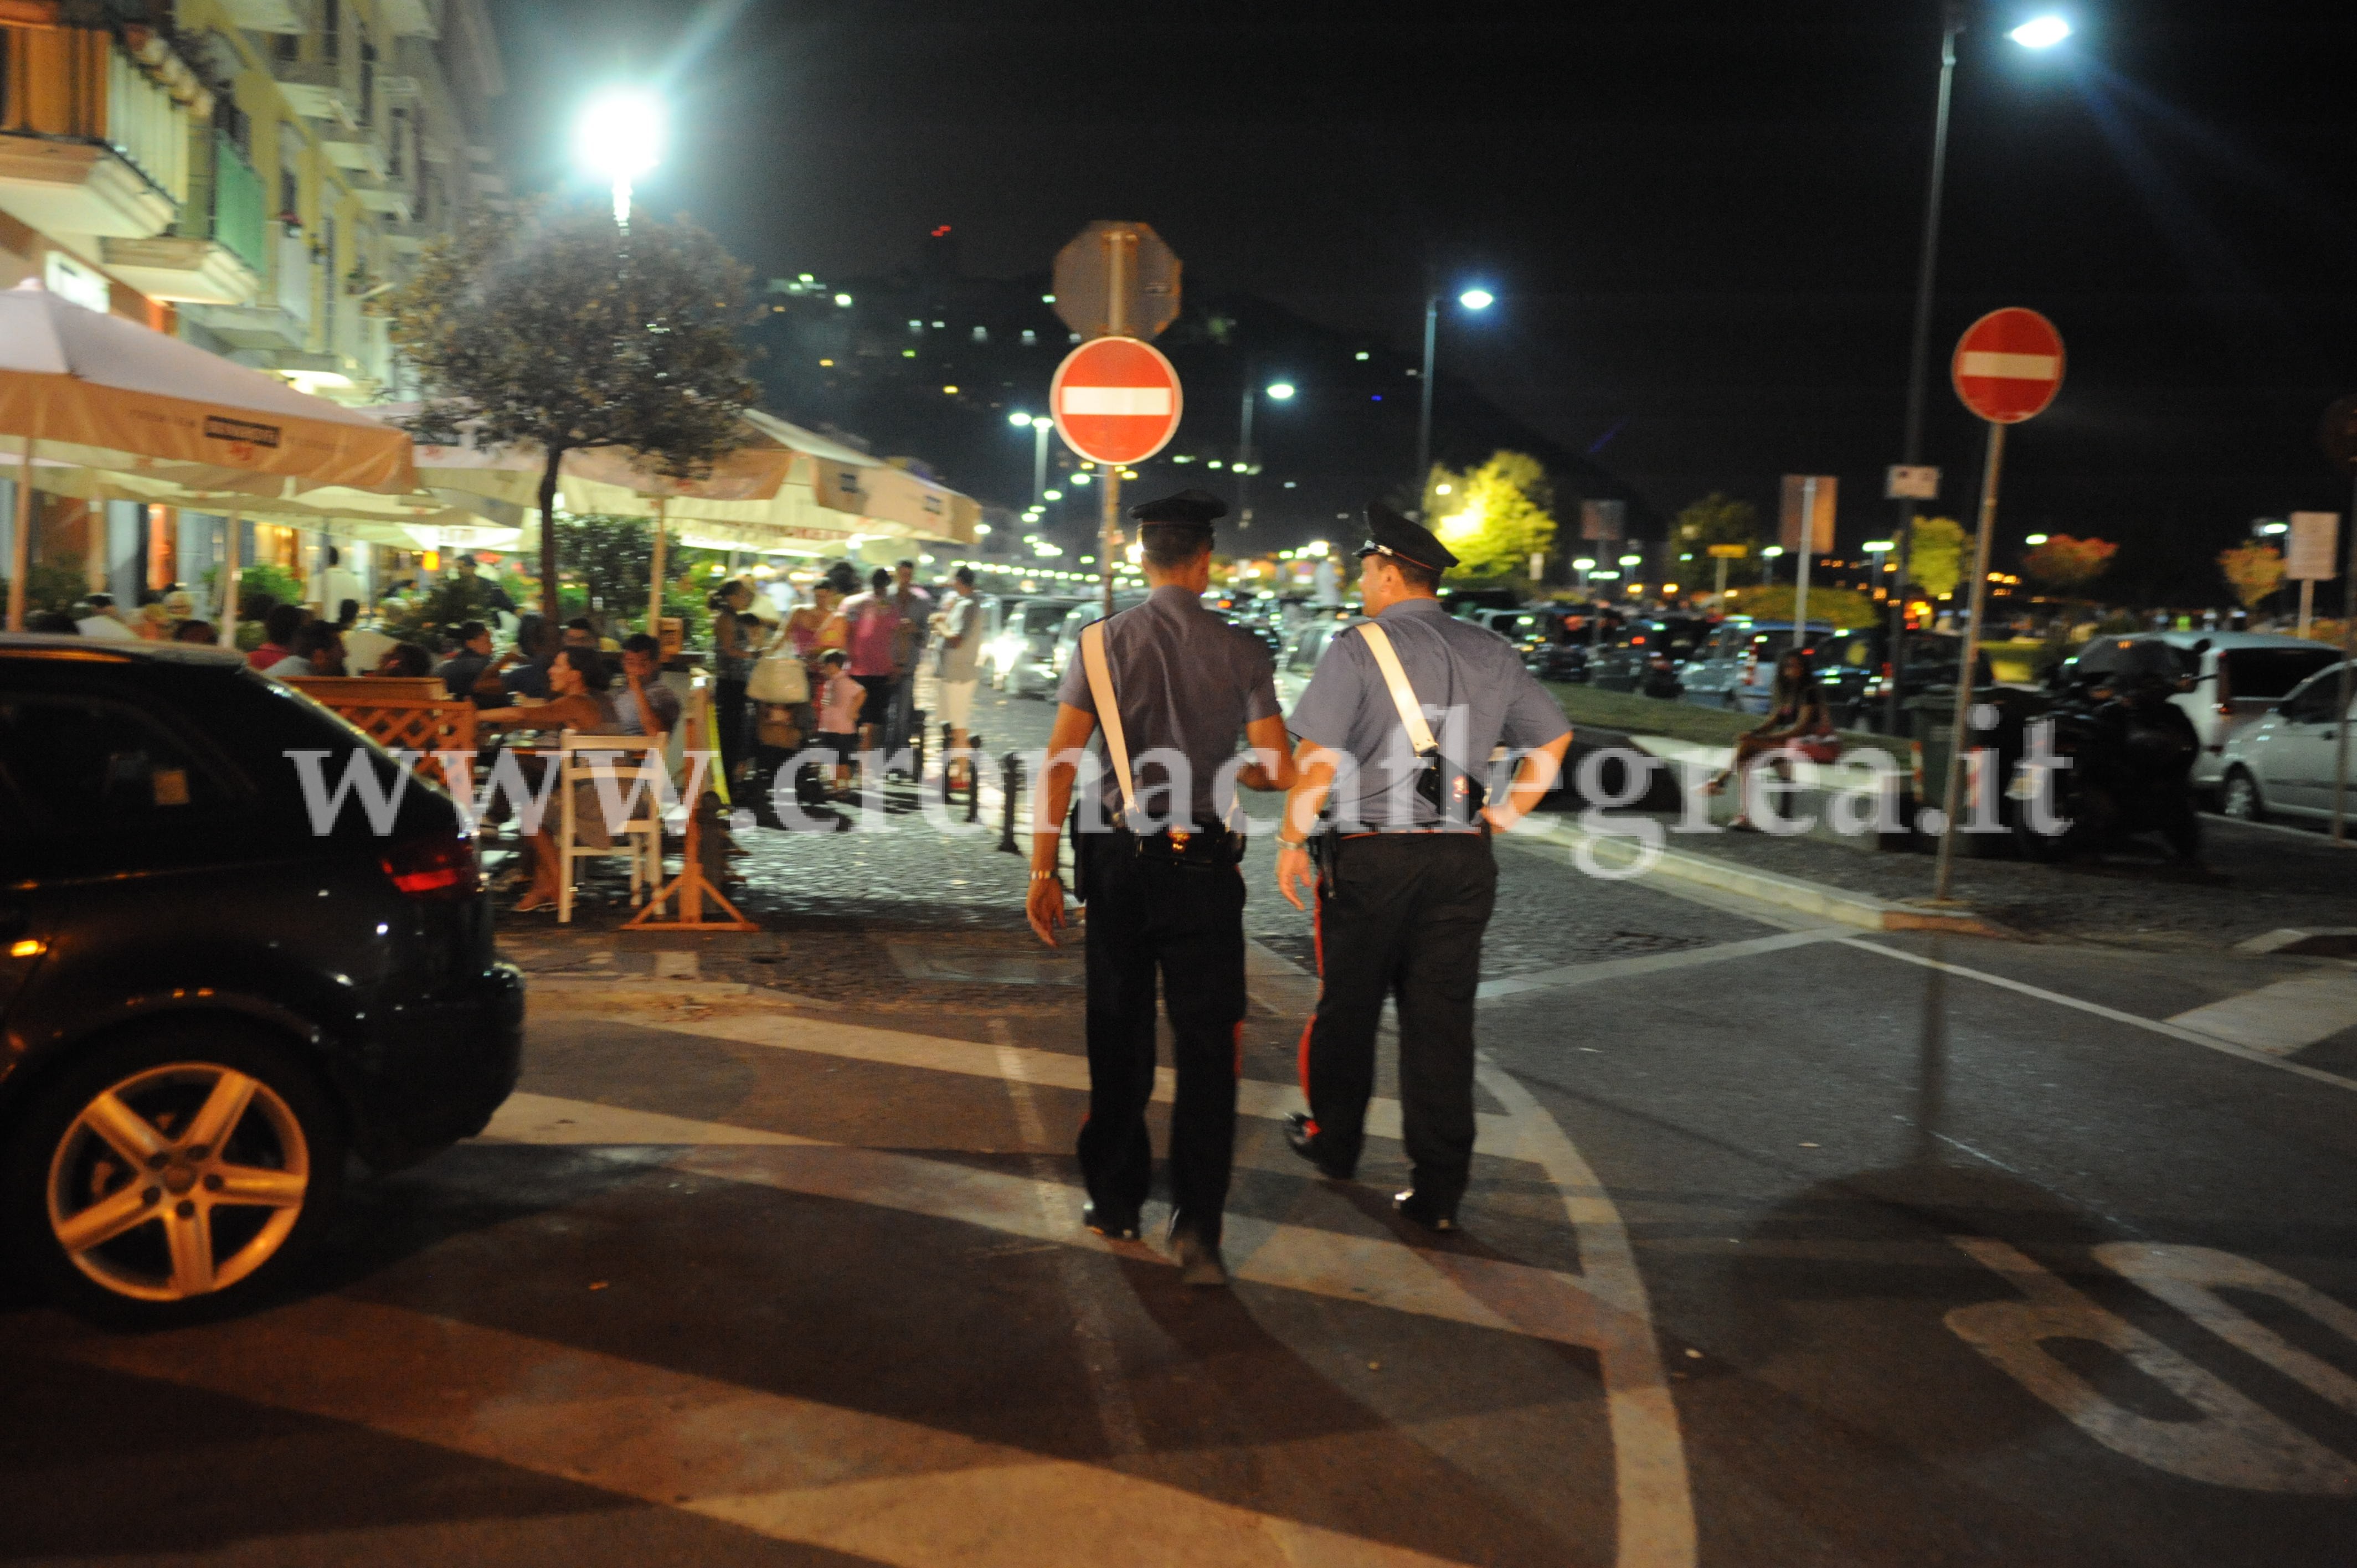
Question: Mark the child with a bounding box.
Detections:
[815,649,862,793]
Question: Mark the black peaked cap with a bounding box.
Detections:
[1129,488,1227,528]
[1359,500,1459,573]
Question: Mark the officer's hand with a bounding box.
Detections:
[1480,804,1518,834]
[1277,843,1314,911]
[1027,874,1067,946]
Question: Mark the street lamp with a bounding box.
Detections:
[1236,376,1297,529]
[2008,14,2071,48]
[1415,282,1495,502]
[575,90,662,226]
[2025,532,2051,544]
[1008,411,1053,503]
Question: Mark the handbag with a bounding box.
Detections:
[747,644,810,704]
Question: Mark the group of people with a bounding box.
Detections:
[709,556,985,799]
[1023,490,1575,1287]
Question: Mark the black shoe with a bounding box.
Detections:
[1167,1213,1229,1287]
[1284,1113,1355,1180]
[1393,1188,1458,1232]
[1083,1201,1140,1242]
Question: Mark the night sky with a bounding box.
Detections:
[485,1,2356,604]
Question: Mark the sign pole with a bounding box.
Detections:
[1100,228,1130,618]
[2335,472,2356,843]
[1793,475,1816,656]
[2299,578,2314,639]
[647,494,667,636]
[1933,420,2004,901]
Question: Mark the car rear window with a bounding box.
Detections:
[2224,647,2339,699]
[1021,604,1069,632]
[0,695,235,830]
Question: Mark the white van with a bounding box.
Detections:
[2054,631,2341,793]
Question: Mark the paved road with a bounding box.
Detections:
[7,684,2357,1565]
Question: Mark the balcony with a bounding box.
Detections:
[181,225,311,349]
[270,59,356,125]
[101,133,265,305]
[0,33,197,240]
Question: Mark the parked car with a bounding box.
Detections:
[1677,620,1833,713]
[989,597,1082,697]
[1814,627,1990,732]
[2053,631,2341,795]
[1472,607,1597,683]
[1047,595,1150,689]
[0,636,524,1324]
[1277,615,1361,705]
[2216,662,2356,823]
[1588,617,1710,695]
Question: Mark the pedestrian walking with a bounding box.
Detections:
[838,568,900,761]
[933,565,981,786]
[884,558,932,762]
[1026,490,1296,1286]
[1274,503,1573,1231]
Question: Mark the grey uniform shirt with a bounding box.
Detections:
[1287,596,1570,831]
[1056,585,1281,826]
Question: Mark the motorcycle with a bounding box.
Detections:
[2014,642,2202,863]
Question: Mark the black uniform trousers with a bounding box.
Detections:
[1300,831,1498,1206]
[1075,831,1248,1244]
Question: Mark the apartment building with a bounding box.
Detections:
[0,0,506,606]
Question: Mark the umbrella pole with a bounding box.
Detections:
[6,436,29,633]
[647,495,667,636]
[217,510,244,647]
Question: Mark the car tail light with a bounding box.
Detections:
[380,829,481,901]
[2216,703,2234,718]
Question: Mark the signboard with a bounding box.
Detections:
[1050,336,1183,466]
[1706,544,1749,559]
[1051,221,1182,341]
[2288,512,2340,581]
[1779,474,1836,553]
[1579,499,1625,542]
[1886,465,1940,500]
[1952,308,2066,424]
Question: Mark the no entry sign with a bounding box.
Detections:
[1050,336,1182,466]
[1952,308,2065,424]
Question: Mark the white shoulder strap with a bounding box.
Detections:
[1356,621,1438,756]
[1079,620,1138,819]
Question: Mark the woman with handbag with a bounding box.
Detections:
[745,606,812,816]
[1704,650,1841,831]
[709,580,761,783]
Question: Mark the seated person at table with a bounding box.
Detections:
[371,642,434,678]
[615,633,680,741]
[436,621,497,702]
[264,619,338,678]
[476,647,631,912]
[498,615,557,699]
[173,618,217,644]
[246,603,306,671]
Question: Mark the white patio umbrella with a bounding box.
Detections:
[0,280,415,631]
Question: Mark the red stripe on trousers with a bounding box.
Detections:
[1296,886,1324,1134]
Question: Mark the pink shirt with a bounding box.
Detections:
[820,670,864,734]
[842,594,898,677]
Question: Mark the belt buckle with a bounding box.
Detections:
[1169,829,1191,852]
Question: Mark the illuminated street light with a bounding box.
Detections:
[2025,532,2051,544]
[1418,283,1499,493]
[1265,382,1296,400]
[1008,410,1032,427]
[2009,15,2071,48]
[1458,289,1495,311]
[575,89,662,226]
[1010,411,1053,501]
[1618,553,1642,567]
[1042,489,1062,501]
[1572,558,1596,571]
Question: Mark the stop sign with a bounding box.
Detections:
[1952,308,2065,424]
[1050,336,1183,466]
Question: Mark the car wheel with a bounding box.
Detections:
[5,1023,344,1327]
[2220,766,2267,824]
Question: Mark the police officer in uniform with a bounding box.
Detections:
[1027,490,1296,1285]
[1275,503,1573,1229]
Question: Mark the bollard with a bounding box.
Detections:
[997,749,1023,853]
[966,733,984,823]
[910,708,928,781]
[939,721,956,802]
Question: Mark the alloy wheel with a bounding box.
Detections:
[2221,770,2263,822]
[45,1062,311,1302]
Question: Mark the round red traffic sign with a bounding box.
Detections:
[1952,307,2065,424]
[1050,336,1183,467]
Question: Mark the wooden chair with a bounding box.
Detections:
[555,732,668,925]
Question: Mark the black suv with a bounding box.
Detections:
[1,636,522,1323]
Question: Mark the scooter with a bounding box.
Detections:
[2015,645,2202,863]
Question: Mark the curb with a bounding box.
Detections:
[1520,819,2015,939]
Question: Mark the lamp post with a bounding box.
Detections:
[1883,9,2071,731]
[575,90,662,228]
[1009,411,1052,503]
[1238,379,1294,530]
[1415,284,1493,507]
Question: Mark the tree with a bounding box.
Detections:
[387,200,757,622]
[2218,543,2286,611]
[1908,515,1973,601]
[1422,451,1557,581]
[553,512,653,619]
[2021,534,2118,595]
[1671,492,1763,584]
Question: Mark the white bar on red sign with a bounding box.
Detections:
[1061,387,1174,416]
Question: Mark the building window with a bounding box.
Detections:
[322,0,340,64]
[272,30,297,63]
[279,163,299,226]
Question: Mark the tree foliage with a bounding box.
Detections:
[553,513,653,615]
[2021,534,2118,594]
[1908,516,1973,601]
[387,200,758,621]
[1673,492,1764,585]
[1422,451,1557,581]
[2217,543,2287,611]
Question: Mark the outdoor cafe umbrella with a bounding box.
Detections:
[0,280,414,630]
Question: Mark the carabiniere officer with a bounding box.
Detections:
[1027,489,1297,1286]
[1275,502,1573,1230]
